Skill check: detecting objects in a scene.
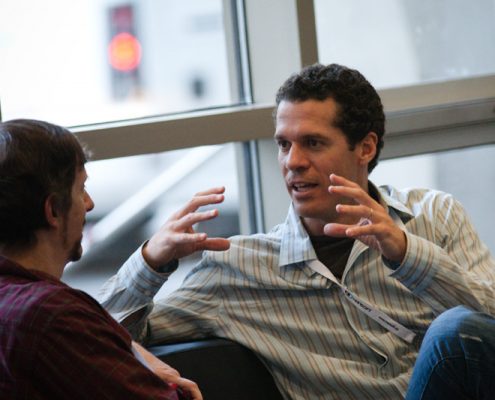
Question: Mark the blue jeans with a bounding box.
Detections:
[406,306,495,400]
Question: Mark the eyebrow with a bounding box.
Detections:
[274,132,330,141]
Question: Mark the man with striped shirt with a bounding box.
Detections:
[100,64,495,399]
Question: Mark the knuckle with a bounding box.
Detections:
[188,198,198,208]
[184,213,195,223]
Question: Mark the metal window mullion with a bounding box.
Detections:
[242,0,319,232]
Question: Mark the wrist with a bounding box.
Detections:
[155,258,179,273]
[141,240,177,272]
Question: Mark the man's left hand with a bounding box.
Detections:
[324,174,407,264]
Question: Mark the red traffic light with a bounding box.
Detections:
[108,32,141,72]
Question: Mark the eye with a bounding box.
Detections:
[307,138,320,148]
[276,139,290,151]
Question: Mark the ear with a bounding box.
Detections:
[44,194,61,229]
[357,131,378,166]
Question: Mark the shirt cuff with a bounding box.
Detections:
[388,232,438,294]
[139,241,179,276]
[382,256,401,270]
[156,258,179,274]
[124,246,171,299]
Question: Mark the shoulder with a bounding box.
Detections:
[2,278,119,336]
[0,279,128,374]
[188,229,284,284]
[204,229,282,263]
[379,185,471,243]
[1,278,69,327]
[380,185,461,214]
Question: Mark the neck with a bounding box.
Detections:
[301,218,327,236]
[1,234,65,279]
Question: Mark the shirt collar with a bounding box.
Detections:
[372,182,414,224]
[0,255,59,283]
[279,204,317,268]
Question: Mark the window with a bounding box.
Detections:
[0,0,236,126]
[63,144,240,297]
[2,0,494,296]
[314,0,495,89]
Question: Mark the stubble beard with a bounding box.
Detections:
[61,218,84,263]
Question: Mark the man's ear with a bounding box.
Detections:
[357,131,378,166]
[44,194,61,228]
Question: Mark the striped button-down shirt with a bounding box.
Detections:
[99,184,495,400]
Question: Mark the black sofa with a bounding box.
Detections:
[148,338,284,399]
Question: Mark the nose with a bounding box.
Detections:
[85,191,95,212]
[285,144,310,171]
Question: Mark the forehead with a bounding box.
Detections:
[73,166,88,185]
[274,98,341,138]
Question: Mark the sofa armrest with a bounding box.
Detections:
[148,338,284,400]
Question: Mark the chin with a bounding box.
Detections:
[69,243,83,263]
[294,201,333,221]
[293,204,319,219]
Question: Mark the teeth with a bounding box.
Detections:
[293,183,315,191]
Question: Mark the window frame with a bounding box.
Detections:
[3,0,493,232]
[68,0,495,161]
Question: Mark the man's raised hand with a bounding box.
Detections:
[324,174,407,264]
[142,187,230,270]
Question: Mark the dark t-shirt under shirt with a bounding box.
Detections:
[310,235,354,280]
[310,184,380,280]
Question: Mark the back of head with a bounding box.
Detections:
[275,63,385,172]
[0,119,88,250]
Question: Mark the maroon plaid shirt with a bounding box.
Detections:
[0,256,178,400]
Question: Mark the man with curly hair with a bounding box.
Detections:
[100,64,495,400]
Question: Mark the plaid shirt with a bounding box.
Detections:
[0,257,178,400]
[100,184,495,400]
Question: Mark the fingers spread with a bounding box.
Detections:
[345,223,377,238]
[329,173,360,188]
[195,186,225,197]
[329,185,375,207]
[323,223,349,237]
[173,209,219,232]
[177,193,225,217]
[173,236,230,252]
[336,204,377,220]
[144,187,229,267]
[199,238,230,251]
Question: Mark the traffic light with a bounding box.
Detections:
[108,5,141,100]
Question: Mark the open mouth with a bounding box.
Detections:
[292,183,318,192]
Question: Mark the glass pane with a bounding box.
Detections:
[62,143,240,298]
[314,0,495,89]
[0,0,236,126]
[372,145,495,254]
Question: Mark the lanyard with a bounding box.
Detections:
[306,210,416,344]
[307,259,415,343]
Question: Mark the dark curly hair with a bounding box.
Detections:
[275,63,385,172]
[0,119,89,249]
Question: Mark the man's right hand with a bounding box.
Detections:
[132,341,203,400]
[142,187,231,270]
